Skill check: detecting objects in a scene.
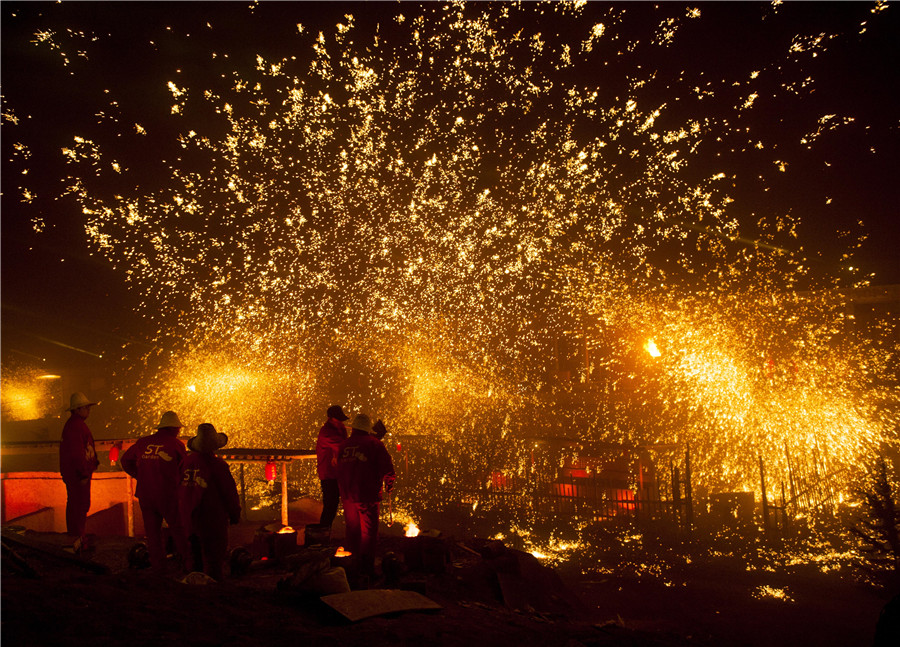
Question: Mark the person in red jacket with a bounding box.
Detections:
[59,392,100,548]
[336,413,396,583]
[316,404,348,527]
[121,410,192,573]
[179,423,241,581]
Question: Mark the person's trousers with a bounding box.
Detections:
[140,501,192,573]
[319,479,340,526]
[342,500,380,575]
[194,522,229,581]
[64,478,91,537]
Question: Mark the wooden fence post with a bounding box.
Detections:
[672,464,682,526]
[785,441,797,513]
[813,439,823,510]
[240,463,247,521]
[759,455,769,533]
[781,480,789,535]
[634,485,640,524]
[684,447,694,533]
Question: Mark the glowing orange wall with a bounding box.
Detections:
[1,471,144,536]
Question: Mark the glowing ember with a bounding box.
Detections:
[405,523,420,538]
[752,585,795,602]
[334,547,352,557]
[644,339,662,358]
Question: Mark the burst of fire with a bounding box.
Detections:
[3,3,897,517]
[405,523,420,538]
[644,339,662,358]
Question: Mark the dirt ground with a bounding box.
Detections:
[1,517,894,647]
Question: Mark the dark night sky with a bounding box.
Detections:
[2,1,898,374]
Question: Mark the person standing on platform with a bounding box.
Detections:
[179,423,241,581]
[316,404,349,527]
[121,410,192,574]
[336,413,396,585]
[59,392,100,551]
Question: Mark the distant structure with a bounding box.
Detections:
[834,284,900,331]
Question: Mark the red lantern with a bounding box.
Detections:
[109,442,121,466]
[265,460,277,483]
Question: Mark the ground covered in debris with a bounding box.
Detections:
[2,519,894,647]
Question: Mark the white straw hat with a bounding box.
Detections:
[66,392,97,411]
[157,410,184,429]
[350,413,373,433]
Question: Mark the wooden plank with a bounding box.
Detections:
[320,589,442,622]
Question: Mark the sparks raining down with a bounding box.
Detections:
[3,2,897,514]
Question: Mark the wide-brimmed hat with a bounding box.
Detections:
[187,423,228,453]
[66,392,97,411]
[327,405,349,422]
[156,410,184,429]
[350,413,373,433]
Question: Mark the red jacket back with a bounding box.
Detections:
[336,429,396,503]
[120,430,186,510]
[179,451,241,530]
[316,418,347,480]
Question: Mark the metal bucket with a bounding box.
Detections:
[303,523,332,547]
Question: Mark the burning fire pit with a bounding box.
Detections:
[330,546,353,570]
[251,524,297,561]
[303,523,332,547]
[401,528,449,574]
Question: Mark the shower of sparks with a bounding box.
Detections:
[0,363,61,422]
[566,278,897,492]
[3,2,897,521]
